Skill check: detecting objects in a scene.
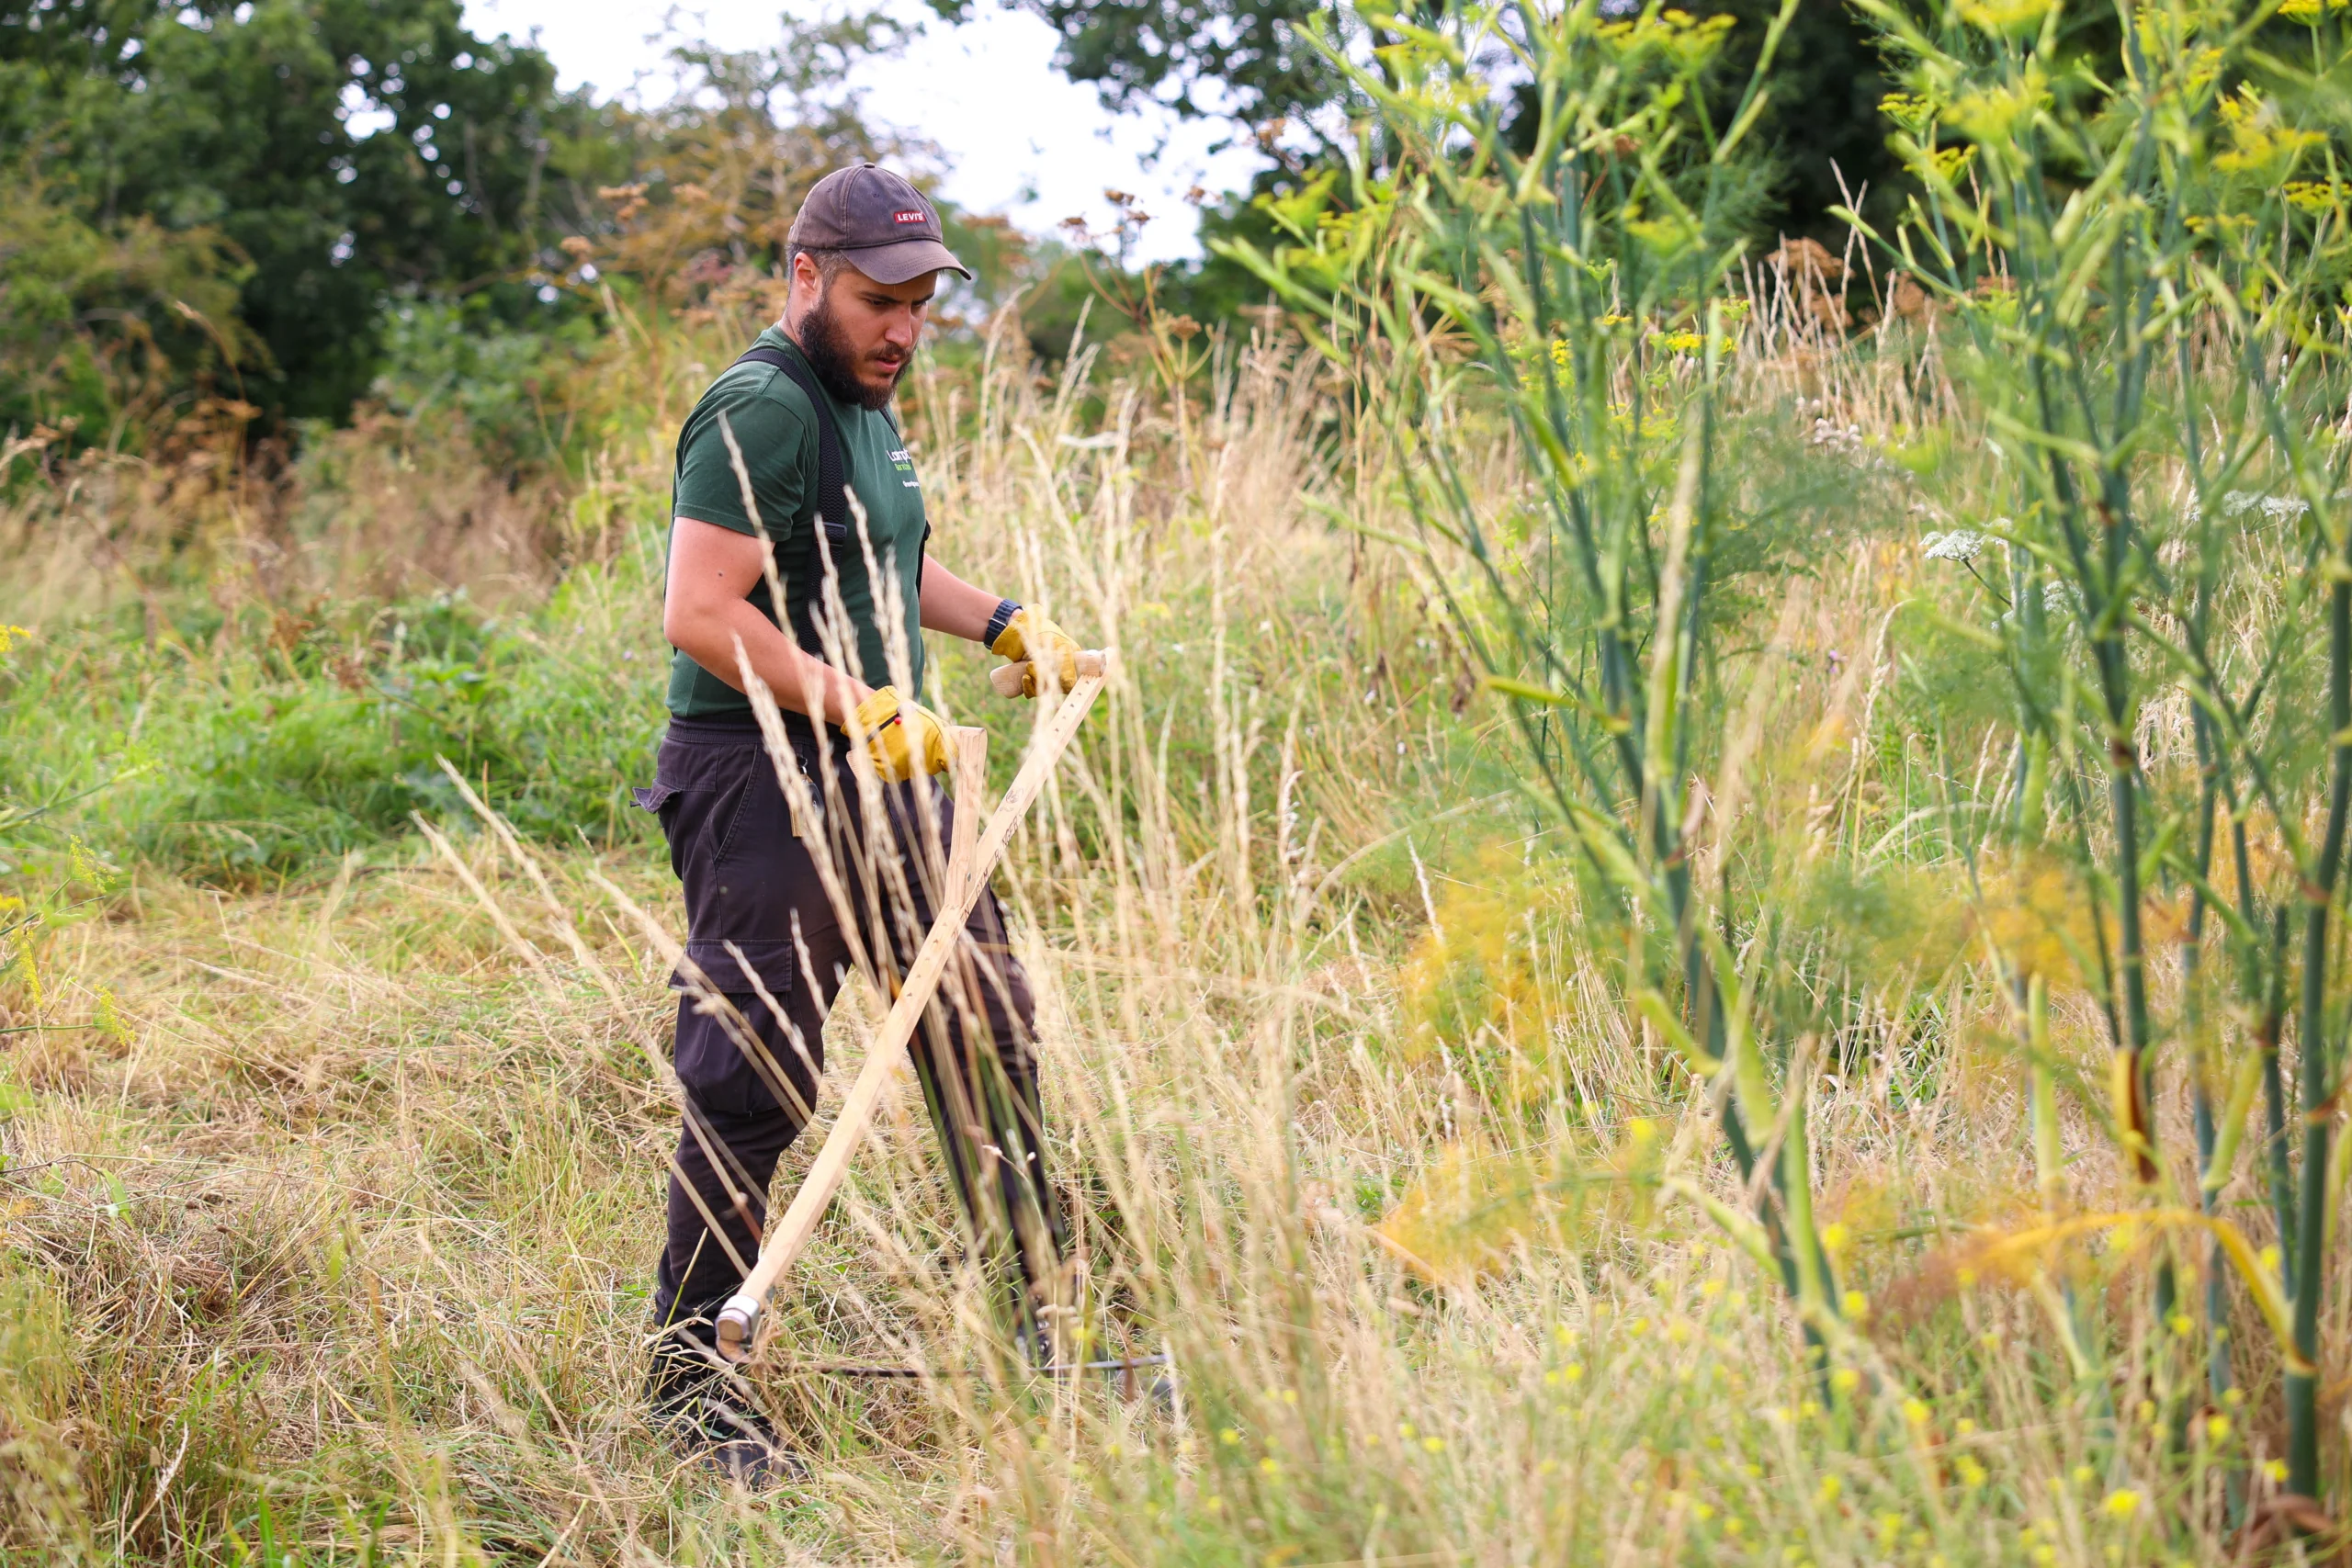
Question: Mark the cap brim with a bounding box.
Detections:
[850,238,974,286]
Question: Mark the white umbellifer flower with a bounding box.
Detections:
[2217,491,2311,523]
[2192,491,2314,524]
[1923,529,1986,561]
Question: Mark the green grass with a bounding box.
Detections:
[0,574,667,886]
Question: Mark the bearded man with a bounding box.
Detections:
[635,163,1084,1484]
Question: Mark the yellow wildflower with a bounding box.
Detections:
[1957,0,2051,31]
[2216,86,2324,177]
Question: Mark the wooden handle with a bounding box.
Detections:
[714,661,1112,1362]
[989,648,1107,698]
[944,727,985,908]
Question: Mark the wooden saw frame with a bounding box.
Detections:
[713,649,1110,1363]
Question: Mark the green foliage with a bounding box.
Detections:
[370,295,597,470]
[1,577,665,886]
[1865,0,2352,1501]
[1695,0,1903,238]
[1223,0,1849,1335]
[546,8,920,309]
[0,166,259,448]
[2,0,594,429]
[1894,599,2013,735]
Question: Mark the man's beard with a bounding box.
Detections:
[797,293,906,412]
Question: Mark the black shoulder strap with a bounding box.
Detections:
[730,344,849,546]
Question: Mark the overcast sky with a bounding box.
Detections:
[460,0,1268,263]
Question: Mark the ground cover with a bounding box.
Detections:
[4,309,2277,1566]
[11,7,2352,1562]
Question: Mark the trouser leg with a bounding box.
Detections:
[653,970,834,1331]
[645,934,840,1433]
[648,749,1067,1357]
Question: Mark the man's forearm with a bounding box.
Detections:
[674,601,869,726]
[918,558,1008,645]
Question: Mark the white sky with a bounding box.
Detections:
[460,0,1269,263]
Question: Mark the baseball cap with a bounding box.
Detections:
[787,164,973,285]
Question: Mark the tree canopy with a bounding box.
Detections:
[2,0,599,433]
[933,0,1903,241]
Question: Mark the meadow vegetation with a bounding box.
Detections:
[11,1,2352,1563]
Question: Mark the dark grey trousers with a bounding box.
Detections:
[635,713,1067,1344]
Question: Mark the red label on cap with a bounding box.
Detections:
[893,209,926,224]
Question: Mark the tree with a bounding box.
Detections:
[927,0,1350,141]
[1680,0,1898,238]
[2,0,584,427]
[548,13,922,313]
[0,169,257,449]
[933,0,1904,241]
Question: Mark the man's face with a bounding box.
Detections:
[791,255,935,411]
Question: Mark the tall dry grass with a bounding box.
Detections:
[0,264,2335,1567]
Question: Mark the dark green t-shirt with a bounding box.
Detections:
[665,326,930,719]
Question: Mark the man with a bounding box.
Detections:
[636,163,1085,1483]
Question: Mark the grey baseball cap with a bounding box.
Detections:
[787,164,972,285]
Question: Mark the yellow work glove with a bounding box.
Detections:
[849,685,950,781]
[989,608,1082,698]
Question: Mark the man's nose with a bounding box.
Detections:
[883,308,919,348]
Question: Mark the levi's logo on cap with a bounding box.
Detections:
[893,209,926,224]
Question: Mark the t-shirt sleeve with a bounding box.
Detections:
[672,383,811,540]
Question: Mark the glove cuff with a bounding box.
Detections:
[850,685,902,734]
[984,599,1023,650]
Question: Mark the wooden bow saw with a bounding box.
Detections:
[713,649,1110,1363]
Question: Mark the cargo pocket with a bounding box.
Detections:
[672,985,820,1121]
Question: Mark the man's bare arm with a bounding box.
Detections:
[917,558,1005,645]
[664,516,871,723]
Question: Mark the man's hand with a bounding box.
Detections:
[989,609,1082,698]
[850,685,951,780]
